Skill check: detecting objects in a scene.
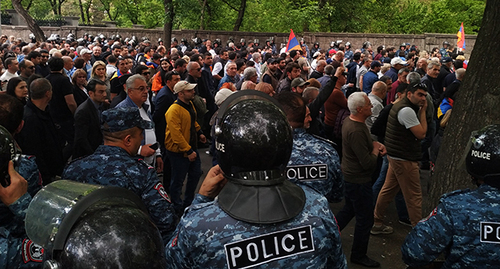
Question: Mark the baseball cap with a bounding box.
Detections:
[441,57,453,63]
[391,57,407,66]
[215,88,235,106]
[370,61,382,68]
[173,80,196,94]
[80,48,92,55]
[291,78,310,88]
[102,107,152,132]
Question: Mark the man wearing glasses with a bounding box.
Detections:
[373,82,428,231]
[116,74,162,172]
[18,60,35,82]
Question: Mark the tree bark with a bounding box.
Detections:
[78,0,86,23]
[12,0,46,42]
[199,0,207,30]
[233,0,246,31]
[163,0,174,52]
[426,0,500,213]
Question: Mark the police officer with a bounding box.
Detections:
[62,106,178,243]
[0,161,41,268]
[402,124,500,268]
[276,91,344,203]
[165,91,347,268]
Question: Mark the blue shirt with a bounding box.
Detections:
[362,70,379,94]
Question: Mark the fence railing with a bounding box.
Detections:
[34,18,67,27]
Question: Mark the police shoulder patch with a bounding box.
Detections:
[22,239,43,263]
[224,225,314,269]
[154,182,171,203]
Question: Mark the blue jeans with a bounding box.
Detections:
[336,182,373,260]
[166,150,202,215]
[372,155,409,221]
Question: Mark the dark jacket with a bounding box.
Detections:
[73,98,103,159]
[153,85,177,147]
[17,100,65,185]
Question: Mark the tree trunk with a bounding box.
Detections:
[199,0,207,30]
[78,0,86,23]
[426,0,500,213]
[233,0,246,31]
[12,0,46,42]
[85,0,92,23]
[163,0,174,53]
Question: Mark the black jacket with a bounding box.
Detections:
[73,98,104,159]
[17,100,65,184]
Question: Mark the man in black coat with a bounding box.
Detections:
[17,78,65,185]
[73,79,108,159]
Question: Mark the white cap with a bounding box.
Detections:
[80,48,92,55]
[214,88,235,106]
[391,57,407,66]
[173,81,196,94]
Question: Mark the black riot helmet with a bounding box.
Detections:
[26,180,166,269]
[465,124,500,188]
[214,91,305,224]
[443,41,450,46]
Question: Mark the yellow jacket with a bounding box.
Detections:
[164,100,200,154]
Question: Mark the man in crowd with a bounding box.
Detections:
[18,60,35,82]
[0,58,19,90]
[374,82,428,229]
[17,78,65,185]
[276,62,301,94]
[62,106,177,243]
[73,79,108,159]
[164,81,206,216]
[116,75,162,170]
[336,91,386,268]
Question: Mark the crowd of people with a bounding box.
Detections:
[1,31,498,269]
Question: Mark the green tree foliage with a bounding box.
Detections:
[2,0,485,33]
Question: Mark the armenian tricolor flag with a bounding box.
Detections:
[457,22,465,51]
[286,29,301,52]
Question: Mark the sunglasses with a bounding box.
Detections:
[142,72,150,75]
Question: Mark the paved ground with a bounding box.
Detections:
[192,149,433,269]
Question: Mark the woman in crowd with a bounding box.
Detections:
[151,57,172,94]
[72,69,89,106]
[6,77,28,105]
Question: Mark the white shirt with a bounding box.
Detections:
[0,71,19,91]
[138,106,161,165]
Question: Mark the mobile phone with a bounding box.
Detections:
[149,142,159,151]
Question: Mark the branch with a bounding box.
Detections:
[219,0,238,11]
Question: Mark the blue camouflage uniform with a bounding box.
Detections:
[287,128,344,203]
[164,185,347,269]
[0,155,43,268]
[0,193,43,268]
[62,145,177,243]
[62,106,178,243]
[402,184,500,268]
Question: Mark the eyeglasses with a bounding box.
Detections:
[27,66,35,69]
[41,55,49,58]
[196,68,201,71]
[130,86,148,92]
[142,72,150,75]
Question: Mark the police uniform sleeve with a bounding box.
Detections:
[324,149,344,203]
[164,219,196,269]
[401,201,453,268]
[320,200,348,269]
[140,167,179,243]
